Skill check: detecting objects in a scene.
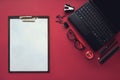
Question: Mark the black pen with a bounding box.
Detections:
[99,45,120,64]
[100,39,116,57]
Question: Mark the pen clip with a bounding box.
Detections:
[19,16,37,22]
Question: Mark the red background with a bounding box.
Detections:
[0,0,120,80]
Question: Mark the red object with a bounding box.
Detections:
[0,0,120,80]
[85,51,94,59]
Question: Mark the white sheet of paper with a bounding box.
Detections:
[9,17,48,72]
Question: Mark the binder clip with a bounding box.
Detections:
[19,16,37,22]
[64,4,75,13]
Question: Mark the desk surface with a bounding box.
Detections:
[0,0,120,80]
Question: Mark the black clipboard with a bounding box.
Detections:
[8,16,49,73]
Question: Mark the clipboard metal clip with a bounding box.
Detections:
[19,16,37,22]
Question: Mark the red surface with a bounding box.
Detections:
[0,0,120,80]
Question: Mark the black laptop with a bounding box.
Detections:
[68,0,120,51]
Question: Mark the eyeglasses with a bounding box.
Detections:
[67,29,85,50]
[67,29,95,59]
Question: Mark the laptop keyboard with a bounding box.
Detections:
[68,2,115,51]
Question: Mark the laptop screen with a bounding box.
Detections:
[93,0,120,31]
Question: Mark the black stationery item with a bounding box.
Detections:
[68,0,120,51]
[64,4,74,13]
[100,40,118,58]
[100,39,116,56]
[63,22,69,29]
[56,15,64,24]
[99,45,120,64]
[56,14,68,24]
